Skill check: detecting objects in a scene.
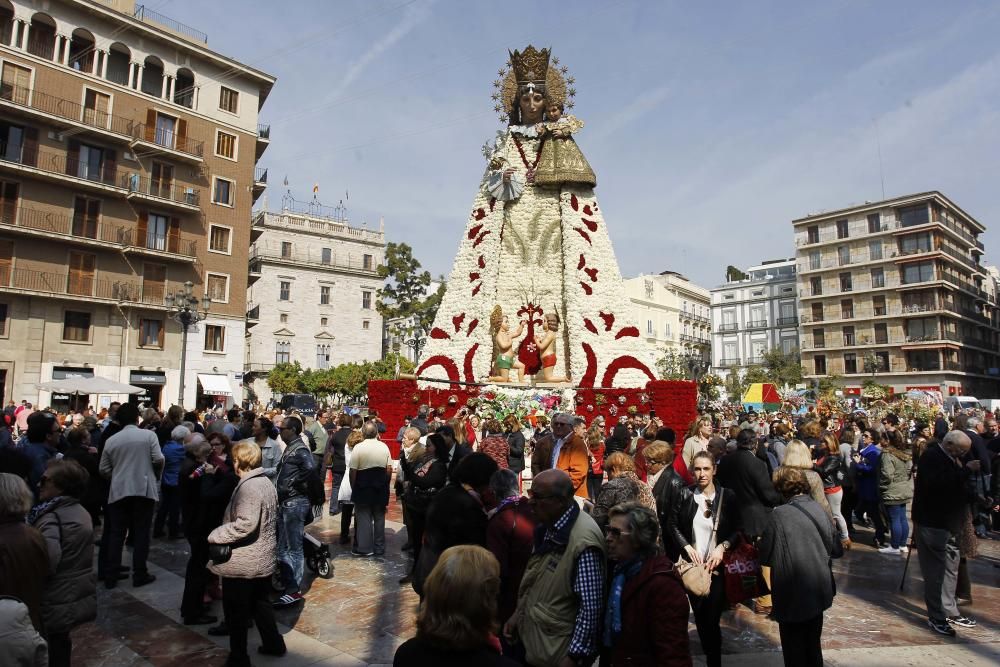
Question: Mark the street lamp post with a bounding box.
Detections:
[165,280,212,407]
[404,330,428,368]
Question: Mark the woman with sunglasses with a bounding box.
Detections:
[667,451,738,667]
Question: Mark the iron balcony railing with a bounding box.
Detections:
[255,167,268,183]
[250,246,377,272]
[717,358,740,367]
[0,84,136,137]
[130,122,204,158]
[0,141,123,187]
[717,323,738,333]
[0,266,180,305]
[776,316,798,326]
[746,320,768,329]
[257,124,271,139]
[124,174,200,207]
[133,4,208,43]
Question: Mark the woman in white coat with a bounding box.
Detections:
[338,430,363,546]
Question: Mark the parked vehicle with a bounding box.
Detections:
[280,393,317,417]
[943,395,983,415]
[978,398,1000,413]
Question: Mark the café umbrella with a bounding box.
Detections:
[37,376,145,396]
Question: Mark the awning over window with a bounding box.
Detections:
[197,373,232,396]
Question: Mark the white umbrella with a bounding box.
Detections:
[37,376,144,395]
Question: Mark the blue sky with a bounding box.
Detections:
[177,0,1000,288]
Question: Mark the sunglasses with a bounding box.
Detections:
[603,526,631,539]
[704,507,714,519]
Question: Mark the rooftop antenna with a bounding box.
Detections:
[873,117,886,200]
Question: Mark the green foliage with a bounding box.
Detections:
[725,371,746,402]
[742,366,770,386]
[699,373,723,401]
[267,355,416,403]
[726,265,748,282]
[760,348,804,388]
[817,373,844,398]
[266,362,305,395]
[655,349,687,380]
[376,242,445,336]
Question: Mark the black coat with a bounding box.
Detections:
[912,443,971,534]
[506,431,525,473]
[667,485,740,563]
[414,482,487,596]
[446,444,473,480]
[716,447,781,538]
[327,426,351,474]
[652,468,689,561]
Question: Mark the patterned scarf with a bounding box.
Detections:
[602,556,643,647]
[27,496,65,526]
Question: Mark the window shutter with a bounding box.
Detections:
[0,239,12,286]
[86,198,100,239]
[176,118,187,152]
[71,197,86,236]
[157,320,165,347]
[22,127,38,166]
[66,139,80,176]
[0,182,18,223]
[144,109,156,141]
[137,211,148,248]
[103,148,116,185]
[168,217,180,253]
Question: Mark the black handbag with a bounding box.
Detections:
[208,482,262,565]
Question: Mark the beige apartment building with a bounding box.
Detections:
[0,0,274,410]
[623,271,711,372]
[794,191,1000,398]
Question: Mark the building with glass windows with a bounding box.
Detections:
[623,271,711,373]
[0,0,273,409]
[793,191,1000,397]
[709,259,799,381]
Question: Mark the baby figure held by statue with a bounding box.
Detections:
[532,101,596,188]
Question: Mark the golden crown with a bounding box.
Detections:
[509,45,550,85]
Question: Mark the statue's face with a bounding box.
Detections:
[546,104,562,122]
[545,315,558,331]
[501,316,509,332]
[519,90,546,124]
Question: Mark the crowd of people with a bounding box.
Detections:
[0,396,996,666]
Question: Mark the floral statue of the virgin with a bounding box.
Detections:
[417,46,655,388]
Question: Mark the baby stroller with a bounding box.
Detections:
[304,532,333,578]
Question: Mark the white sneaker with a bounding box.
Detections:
[878,546,901,555]
[899,546,909,554]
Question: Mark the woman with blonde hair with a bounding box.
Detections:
[777,440,832,519]
[394,545,518,666]
[682,416,713,471]
[814,433,851,551]
[591,452,655,528]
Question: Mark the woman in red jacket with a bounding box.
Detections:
[601,502,692,667]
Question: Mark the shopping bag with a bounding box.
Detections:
[722,537,768,604]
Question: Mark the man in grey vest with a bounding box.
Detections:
[503,469,606,667]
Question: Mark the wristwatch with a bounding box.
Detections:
[720,540,731,552]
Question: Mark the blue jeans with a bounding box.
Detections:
[277,496,311,593]
[886,503,909,549]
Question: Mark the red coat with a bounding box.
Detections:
[608,555,692,667]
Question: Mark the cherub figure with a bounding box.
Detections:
[488,307,526,383]
[535,310,569,383]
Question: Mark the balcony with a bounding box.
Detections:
[0,84,137,143]
[246,302,260,327]
[256,124,271,159]
[133,4,208,43]
[248,258,262,285]
[0,142,126,194]
[746,319,768,330]
[0,267,178,308]
[679,333,709,346]
[747,356,764,365]
[717,358,740,367]
[679,311,710,325]
[717,323,738,333]
[124,174,200,211]
[249,246,378,273]
[129,123,204,162]
[252,167,267,203]
[0,204,197,261]
[776,316,798,326]
[245,362,276,374]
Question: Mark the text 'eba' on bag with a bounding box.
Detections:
[722,534,768,605]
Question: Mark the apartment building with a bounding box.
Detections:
[244,198,385,404]
[623,271,711,371]
[0,0,274,409]
[794,191,1000,397]
[710,259,799,379]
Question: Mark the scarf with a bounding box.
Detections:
[487,494,522,519]
[28,496,65,526]
[602,556,643,647]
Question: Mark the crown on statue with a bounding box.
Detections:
[509,46,550,86]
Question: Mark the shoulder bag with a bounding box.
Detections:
[676,490,721,597]
[208,482,263,565]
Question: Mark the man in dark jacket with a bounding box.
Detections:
[323,412,352,516]
[22,411,62,500]
[409,405,430,436]
[438,425,471,480]
[912,431,978,636]
[273,416,315,607]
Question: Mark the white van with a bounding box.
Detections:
[943,395,983,415]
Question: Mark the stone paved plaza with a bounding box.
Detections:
[73,501,1000,667]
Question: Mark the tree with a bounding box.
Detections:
[726,265,748,282]
[761,348,805,388]
[655,349,687,380]
[817,373,843,399]
[267,361,305,395]
[376,242,446,337]
[742,366,770,386]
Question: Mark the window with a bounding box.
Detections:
[363,254,373,270]
[76,143,109,182]
[316,344,330,370]
[72,197,100,239]
[875,351,890,372]
[807,225,819,244]
[810,277,822,296]
[874,322,888,345]
[808,250,821,270]
[811,303,824,322]
[898,204,929,228]
[146,213,168,250]
[362,320,370,330]
[204,325,225,352]
[781,337,796,355]
[320,286,330,305]
[813,328,825,348]
[279,281,290,301]
[0,63,31,105]
[275,341,290,364]
[873,295,886,316]
[842,325,855,346]
[836,219,849,239]
[279,313,288,324]
[814,355,827,375]
[209,225,231,253]
[362,290,372,309]
[664,322,671,338]
[867,213,882,234]
[321,247,331,265]
[837,246,850,266]
[212,177,233,206]
[142,263,165,302]
[82,89,110,129]
[63,311,91,342]
[138,318,164,348]
[321,317,328,327]
[150,161,173,198]
[646,319,653,335]
[870,267,885,288]
[902,262,934,285]
[0,121,30,164]
[219,86,239,114]
[206,274,229,302]
[839,272,852,292]
[907,318,938,341]
[281,241,292,258]
[154,113,176,149]
[868,240,882,261]
[840,299,854,319]
[0,302,6,336]
[0,180,18,222]
[67,251,95,296]
[215,131,237,159]
[900,233,932,255]
[844,353,857,374]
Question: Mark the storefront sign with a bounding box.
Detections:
[52,367,94,380]
[129,371,166,385]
